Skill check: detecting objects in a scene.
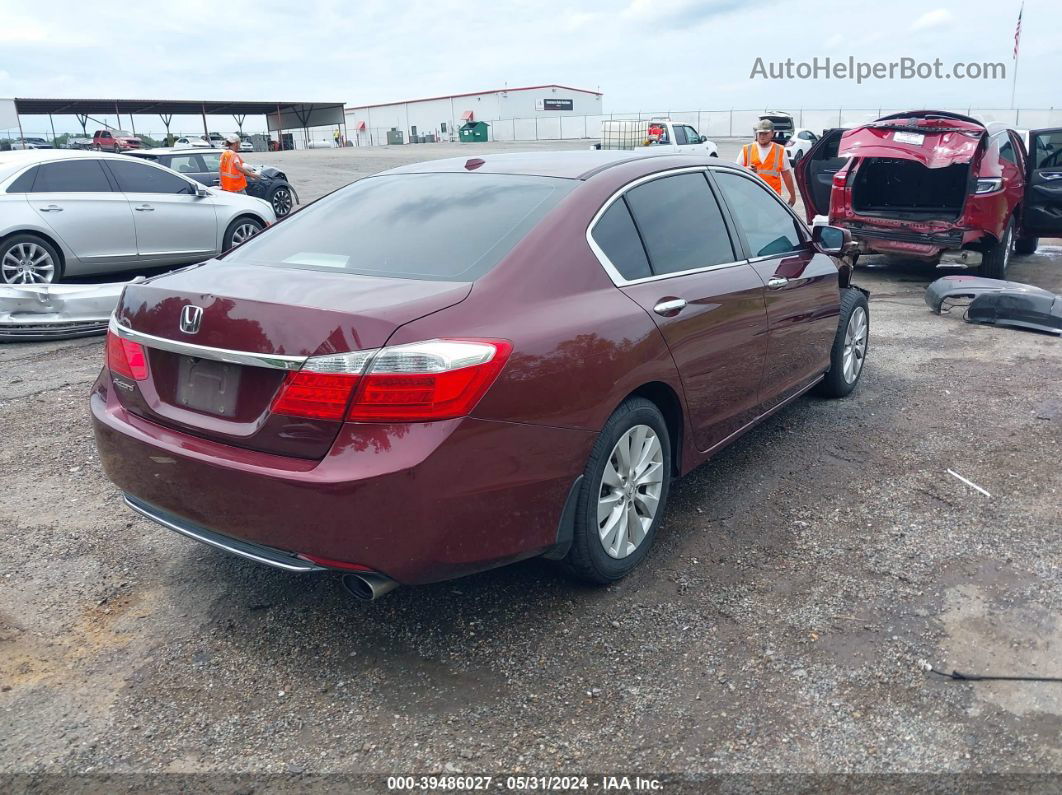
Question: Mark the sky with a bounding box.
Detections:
[2,0,1058,135]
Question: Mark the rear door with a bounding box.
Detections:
[197,150,223,187]
[1021,128,1062,237]
[711,167,840,406]
[104,158,219,261]
[26,159,139,267]
[591,169,769,453]
[792,128,845,222]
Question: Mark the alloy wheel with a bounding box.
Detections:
[842,306,868,384]
[597,424,664,559]
[2,242,56,284]
[271,187,293,217]
[231,222,260,245]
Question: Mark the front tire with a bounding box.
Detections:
[222,217,264,250]
[566,398,672,584]
[815,288,869,398]
[980,218,1013,279]
[269,186,294,217]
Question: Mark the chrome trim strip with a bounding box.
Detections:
[124,496,325,573]
[109,318,306,371]
[585,166,750,287]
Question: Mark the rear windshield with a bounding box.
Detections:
[225,172,575,281]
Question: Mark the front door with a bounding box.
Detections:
[1021,128,1062,237]
[26,159,138,267]
[711,168,840,406]
[590,170,769,453]
[104,159,218,261]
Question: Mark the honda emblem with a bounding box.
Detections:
[180,305,203,335]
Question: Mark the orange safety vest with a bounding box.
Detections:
[219,149,247,192]
[743,142,785,194]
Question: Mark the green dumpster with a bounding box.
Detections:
[458,121,490,143]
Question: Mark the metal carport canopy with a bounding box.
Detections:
[11,97,345,129]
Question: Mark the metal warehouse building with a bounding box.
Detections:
[345,84,603,145]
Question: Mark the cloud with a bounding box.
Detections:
[910,8,954,31]
[623,0,750,29]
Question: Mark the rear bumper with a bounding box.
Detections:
[842,222,968,258]
[91,371,595,585]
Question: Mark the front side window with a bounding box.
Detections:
[682,126,701,144]
[624,172,735,275]
[226,172,575,282]
[591,199,651,281]
[107,160,195,194]
[32,160,112,193]
[672,126,689,145]
[713,171,805,258]
[1031,131,1062,169]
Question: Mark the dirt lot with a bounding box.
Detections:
[1,141,1060,785]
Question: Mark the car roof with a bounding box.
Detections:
[0,148,186,182]
[381,150,739,180]
[131,147,226,155]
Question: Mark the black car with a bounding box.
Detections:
[124,148,299,217]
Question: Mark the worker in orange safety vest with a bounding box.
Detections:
[736,119,798,206]
[219,134,261,193]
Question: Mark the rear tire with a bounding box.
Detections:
[566,398,672,585]
[222,217,264,250]
[815,288,869,399]
[1013,235,1038,256]
[0,233,62,284]
[980,218,1013,279]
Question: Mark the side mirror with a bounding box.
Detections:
[195,185,210,198]
[812,224,850,255]
[699,135,707,143]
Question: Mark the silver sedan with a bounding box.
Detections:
[0,150,276,284]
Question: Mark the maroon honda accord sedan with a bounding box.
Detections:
[91,150,869,599]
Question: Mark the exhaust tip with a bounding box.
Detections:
[341,572,398,602]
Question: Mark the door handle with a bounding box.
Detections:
[766,277,789,289]
[134,205,155,212]
[653,298,687,316]
[39,205,63,212]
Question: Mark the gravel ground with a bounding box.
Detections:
[1,140,1060,786]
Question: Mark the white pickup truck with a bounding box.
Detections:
[592,119,719,158]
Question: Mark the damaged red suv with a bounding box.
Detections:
[794,110,1062,278]
[92,151,869,600]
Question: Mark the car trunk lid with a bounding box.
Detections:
[838,116,985,168]
[111,261,472,459]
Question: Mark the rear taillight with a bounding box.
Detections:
[269,339,511,423]
[105,330,149,381]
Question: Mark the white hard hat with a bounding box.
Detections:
[225,134,241,144]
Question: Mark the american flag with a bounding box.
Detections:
[1014,4,1023,60]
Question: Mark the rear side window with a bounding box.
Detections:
[713,171,805,258]
[227,173,576,282]
[167,154,204,174]
[591,200,651,281]
[200,152,222,172]
[107,160,195,194]
[624,172,735,275]
[7,166,39,193]
[673,126,689,145]
[33,160,112,193]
